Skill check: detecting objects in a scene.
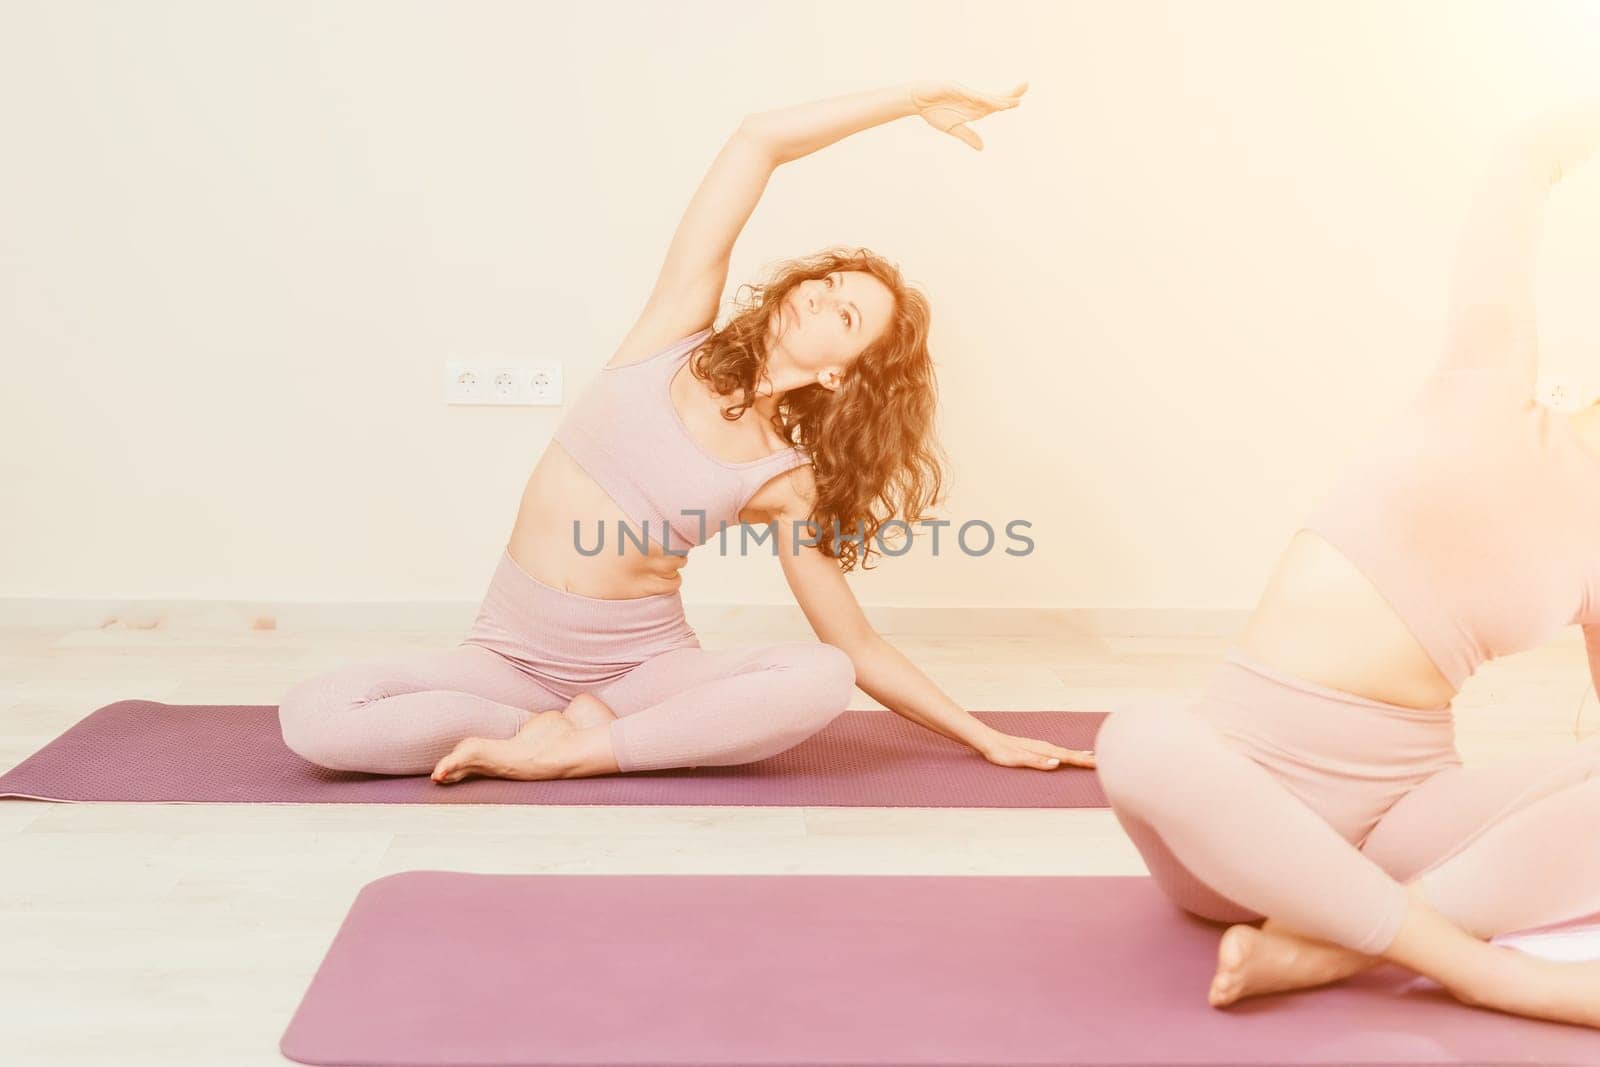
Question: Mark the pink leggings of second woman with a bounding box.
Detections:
[276,548,857,775]
[1095,647,1600,955]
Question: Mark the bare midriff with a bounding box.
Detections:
[505,442,699,600]
[1234,529,1457,712]
[1240,407,1600,713]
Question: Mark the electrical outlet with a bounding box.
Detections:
[448,365,484,402]
[530,369,559,404]
[444,361,563,406]
[1537,375,1583,412]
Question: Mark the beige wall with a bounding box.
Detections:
[2,0,1598,610]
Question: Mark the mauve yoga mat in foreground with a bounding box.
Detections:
[281,872,1600,1067]
[0,700,1107,807]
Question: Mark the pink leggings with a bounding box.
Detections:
[1095,647,1600,955]
[277,548,857,775]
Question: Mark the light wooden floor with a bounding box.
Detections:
[1,620,1593,1065]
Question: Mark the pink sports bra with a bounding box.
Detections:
[552,328,811,552]
[1303,365,1600,691]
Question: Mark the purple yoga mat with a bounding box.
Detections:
[0,700,1107,807]
[281,872,1600,1067]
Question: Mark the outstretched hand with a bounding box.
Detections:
[977,728,1095,772]
[911,80,1027,150]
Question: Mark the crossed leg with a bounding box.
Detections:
[432,640,858,781]
[276,643,564,775]
[1365,734,1600,935]
[1096,699,1600,1022]
[1217,734,1600,1003]
[588,640,857,773]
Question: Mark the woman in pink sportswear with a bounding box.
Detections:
[1094,102,1600,1028]
[276,80,1095,784]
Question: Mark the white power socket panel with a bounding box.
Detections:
[1537,374,1585,412]
[444,361,563,406]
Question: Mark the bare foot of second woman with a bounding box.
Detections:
[1213,883,1600,1028]
[1209,920,1379,1007]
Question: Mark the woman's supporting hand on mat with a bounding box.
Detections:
[909,79,1027,151]
[975,728,1095,771]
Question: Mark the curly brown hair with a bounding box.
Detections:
[684,245,947,572]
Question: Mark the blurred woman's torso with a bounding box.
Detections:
[1238,529,1460,711]
[1240,401,1600,712]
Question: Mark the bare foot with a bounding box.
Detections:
[431,711,576,784]
[1225,881,1600,1027]
[562,692,618,730]
[1209,921,1379,1007]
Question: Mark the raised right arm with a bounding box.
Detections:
[1437,101,1600,393]
[608,81,1021,369]
[607,85,923,370]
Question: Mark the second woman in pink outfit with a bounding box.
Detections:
[1095,101,1600,1029]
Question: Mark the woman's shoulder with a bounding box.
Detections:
[742,456,818,524]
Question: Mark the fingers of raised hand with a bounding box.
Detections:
[922,105,984,150]
[958,79,1025,111]
[987,81,1027,109]
[952,124,983,151]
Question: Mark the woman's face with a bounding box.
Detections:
[770,270,896,386]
